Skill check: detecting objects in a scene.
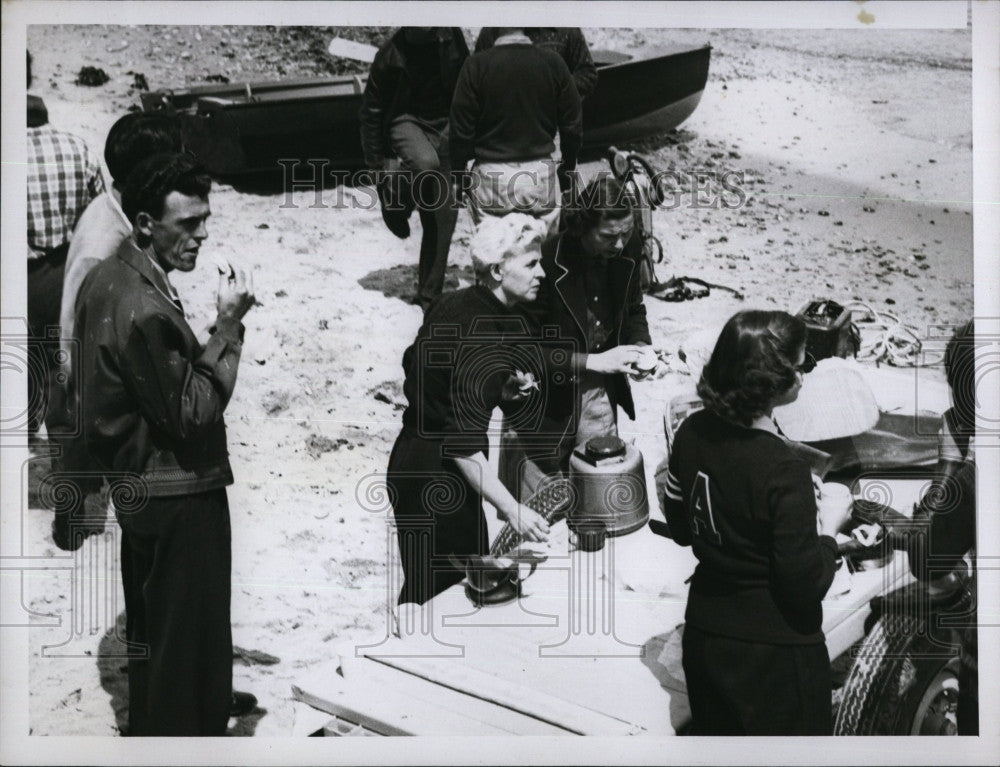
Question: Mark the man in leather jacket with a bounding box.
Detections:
[75,152,256,735]
[360,27,469,310]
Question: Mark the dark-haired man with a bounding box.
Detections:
[75,152,255,736]
[49,112,182,552]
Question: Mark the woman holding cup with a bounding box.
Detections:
[662,310,852,735]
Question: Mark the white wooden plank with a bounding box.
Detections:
[365,654,640,735]
[292,664,519,736]
[339,656,571,736]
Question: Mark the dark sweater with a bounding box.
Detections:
[401,286,534,457]
[664,409,838,644]
[449,42,582,170]
[474,27,598,100]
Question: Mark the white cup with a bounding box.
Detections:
[816,482,854,535]
[819,482,853,508]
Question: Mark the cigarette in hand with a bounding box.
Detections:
[212,256,234,277]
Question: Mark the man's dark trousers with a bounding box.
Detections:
[389,117,457,310]
[117,488,233,736]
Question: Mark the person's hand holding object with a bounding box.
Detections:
[816,482,853,537]
[502,370,540,402]
[628,346,668,380]
[215,257,256,321]
[588,345,644,375]
[509,505,550,543]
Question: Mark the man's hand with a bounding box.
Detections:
[217,265,255,321]
[628,347,668,380]
[587,345,645,375]
[508,505,550,543]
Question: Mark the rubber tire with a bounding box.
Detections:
[833,613,961,735]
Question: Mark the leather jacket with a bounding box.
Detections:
[359,27,470,169]
[74,239,244,497]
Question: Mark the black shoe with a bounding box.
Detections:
[378,179,411,239]
[230,690,258,717]
[51,518,86,552]
[381,205,411,239]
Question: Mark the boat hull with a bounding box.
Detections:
[142,45,711,177]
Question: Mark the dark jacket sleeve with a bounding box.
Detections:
[908,459,976,581]
[473,28,497,53]
[448,58,479,172]
[555,59,583,168]
[121,312,244,444]
[359,47,399,169]
[621,238,652,346]
[767,459,838,604]
[563,28,598,100]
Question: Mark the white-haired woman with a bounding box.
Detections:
[387,215,553,605]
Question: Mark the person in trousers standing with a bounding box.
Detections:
[26,50,104,443]
[50,111,182,552]
[662,310,851,735]
[360,27,469,310]
[449,28,582,236]
[74,152,256,735]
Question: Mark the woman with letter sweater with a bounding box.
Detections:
[662,310,851,735]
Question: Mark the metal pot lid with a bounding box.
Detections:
[585,435,626,459]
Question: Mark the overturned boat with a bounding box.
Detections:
[140,45,711,177]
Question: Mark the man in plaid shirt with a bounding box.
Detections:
[27,51,104,439]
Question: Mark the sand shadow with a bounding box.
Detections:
[358,263,477,306]
[96,612,133,735]
[640,626,693,735]
[97,612,267,736]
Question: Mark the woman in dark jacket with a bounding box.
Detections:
[388,215,552,606]
[662,310,851,735]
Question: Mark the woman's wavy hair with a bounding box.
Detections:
[696,310,807,426]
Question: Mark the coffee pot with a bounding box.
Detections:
[568,436,649,538]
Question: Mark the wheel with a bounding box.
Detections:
[908,665,959,736]
[834,612,961,735]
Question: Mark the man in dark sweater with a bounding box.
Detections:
[450,28,582,235]
[360,27,469,310]
[474,27,598,101]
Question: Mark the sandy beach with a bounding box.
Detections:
[21,24,973,736]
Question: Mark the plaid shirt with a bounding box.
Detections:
[27,125,105,259]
